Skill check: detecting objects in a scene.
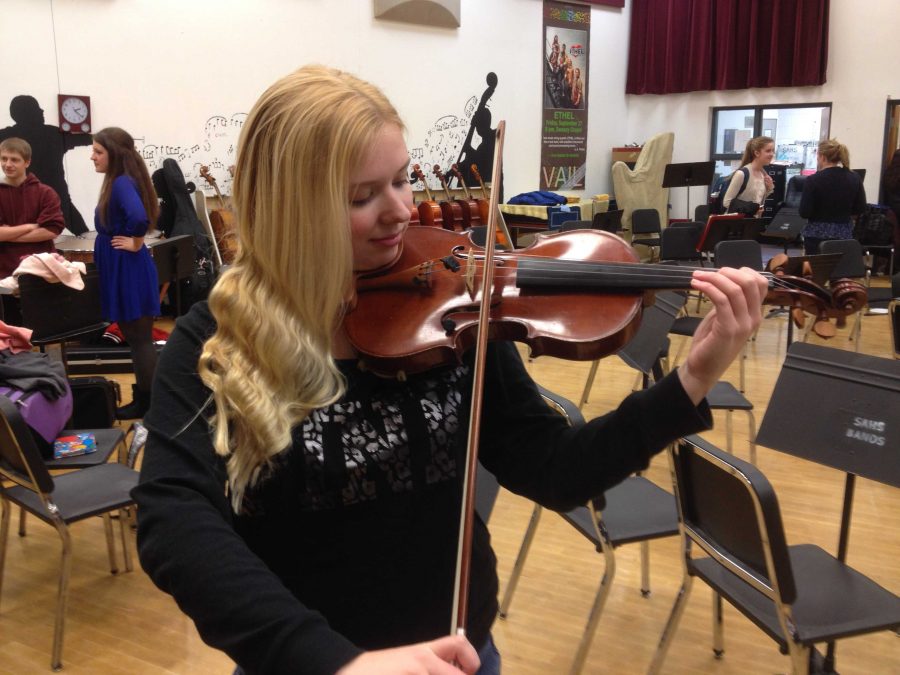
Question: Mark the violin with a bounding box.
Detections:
[344,226,867,377]
[432,165,467,231]
[199,165,239,264]
[411,164,444,228]
[449,164,484,229]
[469,164,491,224]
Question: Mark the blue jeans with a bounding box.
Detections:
[475,634,501,674]
[232,635,501,674]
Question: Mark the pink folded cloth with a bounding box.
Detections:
[12,252,87,289]
[0,319,33,353]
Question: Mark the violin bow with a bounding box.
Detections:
[451,120,506,637]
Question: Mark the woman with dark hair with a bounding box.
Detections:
[799,138,867,254]
[91,126,160,418]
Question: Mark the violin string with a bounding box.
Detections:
[421,259,813,294]
[425,255,815,294]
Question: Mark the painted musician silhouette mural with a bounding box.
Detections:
[453,73,499,195]
[0,95,91,235]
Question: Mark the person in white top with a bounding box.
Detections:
[723,135,775,216]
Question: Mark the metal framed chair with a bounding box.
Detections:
[498,386,679,675]
[580,292,756,463]
[18,268,109,376]
[591,208,624,234]
[0,397,139,670]
[649,435,900,675]
[558,219,594,232]
[630,208,662,261]
[659,225,703,265]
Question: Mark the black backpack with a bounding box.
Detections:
[711,166,750,215]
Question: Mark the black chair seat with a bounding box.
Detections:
[706,381,753,411]
[670,315,702,337]
[4,462,138,524]
[867,286,893,308]
[560,476,678,548]
[692,543,900,648]
[43,427,125,470]
[632,236,661,247]
[29,322,110,347]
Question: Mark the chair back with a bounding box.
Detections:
[672,436,796,604]
[0,396,54,494]
[818,239,867,279]
[783,175,806,209]
[559,220,593,232]
[19,267,106,342]
[151,234,196,283]
[660,226,702,262]
[694,204,710,224]
[616,295,679,375]
[592,209,624,233]
[714,239,763,270]
[631,208,661,235]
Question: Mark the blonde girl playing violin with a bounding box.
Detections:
[134,65,767,675]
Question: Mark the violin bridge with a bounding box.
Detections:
[413,261,435,289]
[465,249,476,297]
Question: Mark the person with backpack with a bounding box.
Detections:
[720,136,775,217]
[799,139,866,254]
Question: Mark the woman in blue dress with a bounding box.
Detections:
[91,127,160,419]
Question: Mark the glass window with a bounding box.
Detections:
[709,103,831,190]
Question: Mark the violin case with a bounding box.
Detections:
[65,344,165,375]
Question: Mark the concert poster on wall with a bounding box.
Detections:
[540,1,590,190]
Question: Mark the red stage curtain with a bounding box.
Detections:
[626,0,829,95]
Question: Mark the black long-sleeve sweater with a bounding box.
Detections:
[133,302,710,674]
[799,166,866,223]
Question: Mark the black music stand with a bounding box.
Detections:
[757,342,900,673]
[662,161,716,221]
[763,207,806,253]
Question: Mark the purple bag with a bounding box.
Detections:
[0,385,73,459]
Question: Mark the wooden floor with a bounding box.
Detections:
[1,287,898,674]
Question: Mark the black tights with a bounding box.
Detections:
[119,316,157,393]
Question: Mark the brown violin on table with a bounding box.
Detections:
[345,227,868,377]
[449,164,484,229]
[469,164,492,224]
[432,165,467,231]
[199,165,239,265]
[411,164,443,228]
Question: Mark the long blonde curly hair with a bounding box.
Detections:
[198,66,404,511]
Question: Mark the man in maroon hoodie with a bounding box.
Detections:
[0,137,65,322]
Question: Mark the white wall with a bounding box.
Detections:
[1,0,631,229]
[4,0,897,229]
[625,0,900,217]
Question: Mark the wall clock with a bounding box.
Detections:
[57,94,92,133]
